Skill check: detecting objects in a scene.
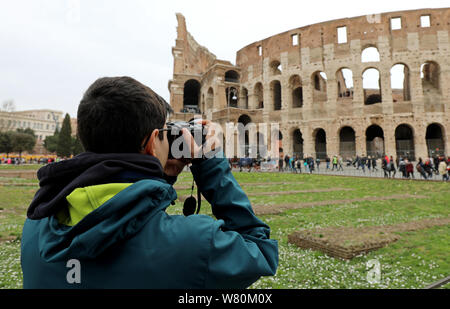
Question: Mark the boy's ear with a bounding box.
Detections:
[143,130,159,156]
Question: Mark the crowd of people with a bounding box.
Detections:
[0,156,59,165]
[230,154,450,182]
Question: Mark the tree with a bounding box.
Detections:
[17,128,36,138]
[12,132,36,161]
[44,128,60,153]
[0,100,16,112]
[57,114,72,158]
[0,132,14,157]
[72,136,84,156]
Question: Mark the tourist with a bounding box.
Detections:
[296,156,302,173]
[433,156,440,174]
[438,157,449,181]
[21,76,278,289]
[331,155,338,171]
[325,156,330,170]
[289,156,295,173]
[405,159,414,179]
[371,157,378,172]
[382,155,392,178]
[284,154,290,172]
[389,156,397,178]
[360,155,367,173]
[308,156,315,174]
[338,156,344,171]
[424,159,433,179]
[399,158,407,178]
[416,158,428,180]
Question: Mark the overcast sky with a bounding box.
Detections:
[0,0,448,117]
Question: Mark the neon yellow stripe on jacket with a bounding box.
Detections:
[56,183,133,226]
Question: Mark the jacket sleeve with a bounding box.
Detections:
[190,154,278,289]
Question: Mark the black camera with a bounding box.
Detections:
[166,120,207,159]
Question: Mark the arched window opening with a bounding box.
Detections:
[339,127,356,158]
[271,80,282,111]
[336,68,354,99]
[292,129,304,158]
[391,64,411,102]
[254,83,264,109]
[363,68,382,105]
[366,125,385,159]
[314,129,327,159]
[421,61,440,94]
[225,70,240,83]
[238,115,253,157]
[241,88,249,109]
[426,123,445,157]
[270,60,282,75]
[395,124,415,161]
[183,80,201,113]
[312,72,327,102]
[206,88,214,111]
[289,75,303,108]
[255,132,267,158]
[226,87,239,108]
[361,46,380,62]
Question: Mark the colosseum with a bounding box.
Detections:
[168,8,449,161]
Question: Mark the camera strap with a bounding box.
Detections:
[182,178,201,216]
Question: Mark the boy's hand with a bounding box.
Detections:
[164,120,221,177]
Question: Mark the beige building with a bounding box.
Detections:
[0,109,64,154]
[169,8,450,160]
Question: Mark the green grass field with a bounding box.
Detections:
[0,169,449,289]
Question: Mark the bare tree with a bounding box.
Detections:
[1,100,16,112]
[0,100,16,132]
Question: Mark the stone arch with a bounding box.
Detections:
[271,128,283,157]
[395,124,415,160]
[270,80,282,111]
[426,123,446,157]
[206,87,214,111]
[237,114,253,157]
[366,125,385,158]
[362,68,382,105]
[225,70,240,83]
[313,128,327,159]
[291,128,304,158]
[421,61,440,93]
[270,60,282,75]
[183,79,201,113]
[336,68,354,99]
[254,82,264,109]
[226,87,239,108]
[241,87,249,109]
[390,63,411,102]
[361,46,380,63]
[312,71,327,102]
[255,131,267,158]
[339,126,356,158]
[289,75,303,108]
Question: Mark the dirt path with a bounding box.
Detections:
[174,181,304,191]
[253,194,428,215]
[288,217,450,259]
[178,188,353,202]
[0,182,38,187]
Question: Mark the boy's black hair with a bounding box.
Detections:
[77,76,167,153]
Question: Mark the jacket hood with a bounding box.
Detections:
[27,152,165,220]
[37,179,177,262]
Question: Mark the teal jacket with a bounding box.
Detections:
[21,154,278,289]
